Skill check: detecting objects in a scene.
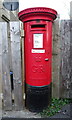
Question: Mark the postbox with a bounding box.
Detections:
[18,7,57,112]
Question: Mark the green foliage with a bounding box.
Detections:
[40,98,72,117]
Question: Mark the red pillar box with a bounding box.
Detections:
[18,7,57,112]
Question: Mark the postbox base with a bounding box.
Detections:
[25,84,52,112]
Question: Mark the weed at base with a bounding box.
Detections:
[40,98,72,117]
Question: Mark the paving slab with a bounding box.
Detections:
[2,109,41,118]
[2,104,72,119]
[49,104,71,118]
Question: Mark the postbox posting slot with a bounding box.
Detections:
[31,24,46,30]
[31,24,45,28]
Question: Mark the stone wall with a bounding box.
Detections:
[59,20,71,98]
[52,19,72,98]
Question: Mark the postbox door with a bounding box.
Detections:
[25,21,52,87]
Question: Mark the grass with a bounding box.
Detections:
[40,98,72,117]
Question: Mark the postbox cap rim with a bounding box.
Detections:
[18,7,57,22]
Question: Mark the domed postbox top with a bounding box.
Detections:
[18,7,57,22]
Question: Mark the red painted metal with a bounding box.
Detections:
[18,7,57,87]
[18,7,57,22]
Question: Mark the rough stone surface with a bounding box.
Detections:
[60,20,71,98]
[49,104,71,118]
[2,104,71,119]
[69,21,72,98]
[2,109,41,118]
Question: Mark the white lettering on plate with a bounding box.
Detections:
[32,49,45,53]
[33,34,43,48]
